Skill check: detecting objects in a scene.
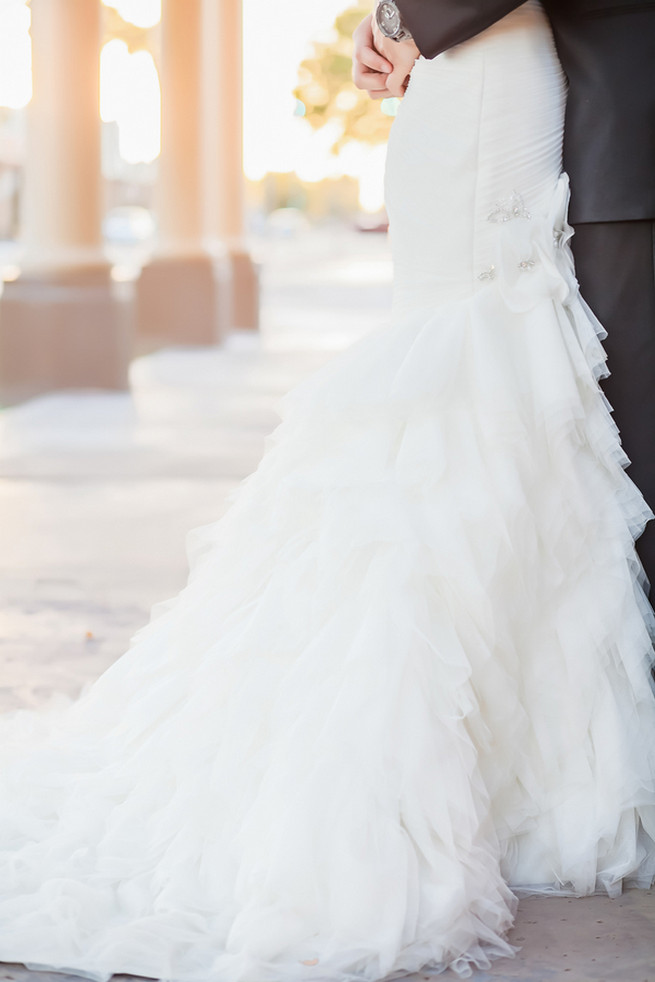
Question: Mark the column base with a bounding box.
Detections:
[136,253,230,349]
[228,247,260,331]
[0,263,133,406]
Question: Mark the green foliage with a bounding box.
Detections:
[294,3,396,155]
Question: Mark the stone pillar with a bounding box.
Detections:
[202,0,259,330]
[0,0,132,405]
[136,0,229,348]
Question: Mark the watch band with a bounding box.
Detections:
[375,1,414,42]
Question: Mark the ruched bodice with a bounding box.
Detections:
[386,1,566,317]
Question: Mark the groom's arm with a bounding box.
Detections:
[353,1,525,100]
[395,0,524,59]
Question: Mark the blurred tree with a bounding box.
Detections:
[102,5,153,53]
[294,3,396,155]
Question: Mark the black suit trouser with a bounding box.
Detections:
[571,221,655,594]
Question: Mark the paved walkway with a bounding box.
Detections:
[0,226,392,711]
[0,226,652,981]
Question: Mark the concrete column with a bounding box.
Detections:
[136,0,229,348]
[202,0,259,330]
[0,0,132,405]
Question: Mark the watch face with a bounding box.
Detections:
[377,1,401,36]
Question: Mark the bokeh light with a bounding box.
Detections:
[243,0,388,211]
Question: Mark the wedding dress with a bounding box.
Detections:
[1,2,654,979]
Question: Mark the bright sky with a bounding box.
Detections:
[243,0,362,178]
[243,0,387,209]
[0,0,31,108]
[0,0,386,209]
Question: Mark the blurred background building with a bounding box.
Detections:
[0,0,396,707]
[0,0,396,405]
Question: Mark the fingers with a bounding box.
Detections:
[385,66,409,98]
[352,40,393,88]
[368,87,394,100]
[357,44,393,75]
[353,59,391,93]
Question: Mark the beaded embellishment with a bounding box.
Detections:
[487,191,531,224]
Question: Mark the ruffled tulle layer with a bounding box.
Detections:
[0,173,654,981]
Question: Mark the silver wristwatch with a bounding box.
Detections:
[375,0,413,42]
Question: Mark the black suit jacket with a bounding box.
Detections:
[395,0,655,223]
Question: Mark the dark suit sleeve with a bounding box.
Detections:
[395,0,525,58]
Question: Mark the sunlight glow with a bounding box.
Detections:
[0,0,31,109]
[0,0,387,210]
[243,0,388,210]
[102,0,161,29]
[100,39,161,164]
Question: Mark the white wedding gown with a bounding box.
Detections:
[1,3,655,979]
